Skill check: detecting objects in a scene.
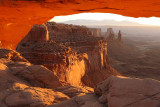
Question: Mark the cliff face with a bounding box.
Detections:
[89,28,101,37]
[17,23,120,87]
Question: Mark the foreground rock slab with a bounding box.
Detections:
[95,76,160,107]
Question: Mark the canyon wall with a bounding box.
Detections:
[17,23,120,87]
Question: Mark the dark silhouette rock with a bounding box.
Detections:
[117,30,122,41]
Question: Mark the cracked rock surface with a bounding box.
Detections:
[0,48,160,107]
[95,76,160,107]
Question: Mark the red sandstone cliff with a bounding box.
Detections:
[16,23,120,87]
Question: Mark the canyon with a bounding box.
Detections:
[1,0,160,107]
[16,22,120,87]
[0,50,159,107]
[0,22,160,107]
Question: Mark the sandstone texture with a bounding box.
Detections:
[17,23,120,87]
[0,48,160,107]
[0,48,94,107]
[95,76,160,107]
[0,0,160,49]
[47,76,160,107]
[1,0,160,49]
[0,41,2,48]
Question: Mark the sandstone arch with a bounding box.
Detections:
[0,0,160,49]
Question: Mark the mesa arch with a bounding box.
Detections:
[0,0,160,49]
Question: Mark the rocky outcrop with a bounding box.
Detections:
[0,48,28,62]
[117,30,122,41]
[105,28,115,40]
[1,48,160,107]
[46,22,93,41]
[0,48,94,107]
[47,93,105,107]
[104,28,123,42]
[89,28,102,37]
[95,76,160,107]
[17,23,120,87]
[47,76,160,107]
[18,24,49,43]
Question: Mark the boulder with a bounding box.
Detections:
[47,94,106,107]
[94,76,160,107]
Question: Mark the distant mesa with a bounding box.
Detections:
[104,28,122,42]
[89,28,101,37]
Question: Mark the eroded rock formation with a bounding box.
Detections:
[47,76,160,107]
[1,0,160,49]
[20,24,49,42]
[117,30,122,41]
[0,48,94,107]
[105,28,115,40]
[94,76,160,107]
[89,28,102,37]
[1,48,160,107]
[16,23,120,87]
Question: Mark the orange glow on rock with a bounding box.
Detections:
[0,0,160,49]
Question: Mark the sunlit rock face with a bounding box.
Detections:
[1,0,160,49]
[16,23,120,87]
[47,76,160,107]
[0,48,94,107]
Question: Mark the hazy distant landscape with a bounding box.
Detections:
[58,19,160,80]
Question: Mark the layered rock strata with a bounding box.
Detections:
[0,48,94,107]
[0,48,159,107]
[48,76,160,107]
[17,23,120,87]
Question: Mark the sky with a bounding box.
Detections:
[50,13,160,26]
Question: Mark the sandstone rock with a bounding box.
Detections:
[105,28,115,39]
[0,49,96,107]
[94,76,160,107]
[5,83,69,107]
[0,41,2,48]
[1,0,160,50]
[17,23,120,87]
[0,48,28,62]
[17,24,49,44]
[0,48,63,89]
[55,85,94,98]
[47,94,106,107]
[117,30,122,41]
[89,28,101,37]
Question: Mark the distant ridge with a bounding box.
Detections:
[59,19,146,26]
